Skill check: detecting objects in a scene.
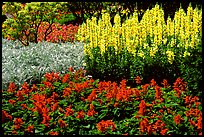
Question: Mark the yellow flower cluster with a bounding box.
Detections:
[76,4,202,63]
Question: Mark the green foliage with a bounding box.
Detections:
[2,2,66,46]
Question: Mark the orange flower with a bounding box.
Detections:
[174,88,182,98]
[174,114,184,125]
[197,115,202,130]
[135,76,142,84]
[58,119,67,128]
[42,81,54,89]
[189,119,196,126]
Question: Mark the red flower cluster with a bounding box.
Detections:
[13,118,24,130]
[174,114,184,125]
[58,119,67,128]
[97,120,116,133]
[76,110,85,119]
[2,110,12,123]
[64,105,74,117]
[87,103,98,117]
[7,82,17,93]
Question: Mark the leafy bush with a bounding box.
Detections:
[2,38,85,91]
[2,2,67,46]
[2,68,202,135]
[77,4,202,97]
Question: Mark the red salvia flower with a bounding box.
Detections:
[49,131,59,135]
[30,84,38,92]
[65,105,74,117]
[63,87,72,97]
[21,82,30,95]
[87,103,98,117]
[138,100,146,116]
[13,118,24,130]
[21,104,27,110]
[150,79,157,87]
[51,102,58,112]
[135,76,142,84]
[7,82,17,93]
[189,119,196,126]
[173,77,187,91]
[142,84,149,92]
[8,99,16,105]
[160,128,168,135]
[196,115,202,130]
[27,125,34,133]
[41,114,51,127]
[97,120,116,132]
[87,89,97,102]
[139,118,149,133]
[43,81,54,89]
[62,74,70,83]
[58,119,67,128]
[2,110,12,123]
[45,72,54,82]
[16,90,24,101]
[174,114,184,125]
[76,110,85,119]
[161,79,170,88]
[174,88,182,98]
[155,85,162,99]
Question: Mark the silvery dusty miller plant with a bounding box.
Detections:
[2,38,86,90]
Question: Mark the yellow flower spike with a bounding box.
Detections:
[183,51,191,58]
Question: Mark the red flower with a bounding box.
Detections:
[150,79,157,87]
[51,102,58,112]
[16,90,24,101]
[173,77,187,91]
[62,74,70,83]
[42,81,54,89]
[7,82,17,93]
[155,85,162,99]
[13,118,24,129]
[27,125,34,133]
[97,120,116,132]
[63,88,72,97]
[41,114,51,127]
[174,114,184,125]
[135,76,142,84]
[87,103,98,117]
[138,100,146,116]
[139,118,149,133]
[76,110,85,119]
[197,115,202,130]
[174,88,182,98]
[30,84,38,92]
[58,119,67,128]
[161,79,170,88]
[2,110,12,123]
[8,99,16,105]
[21,104,27,110]
[87,89,97,102]
[65,106,74,117]
[189,119,196,126]
[160,128,168,135]
[49,131,59,135]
